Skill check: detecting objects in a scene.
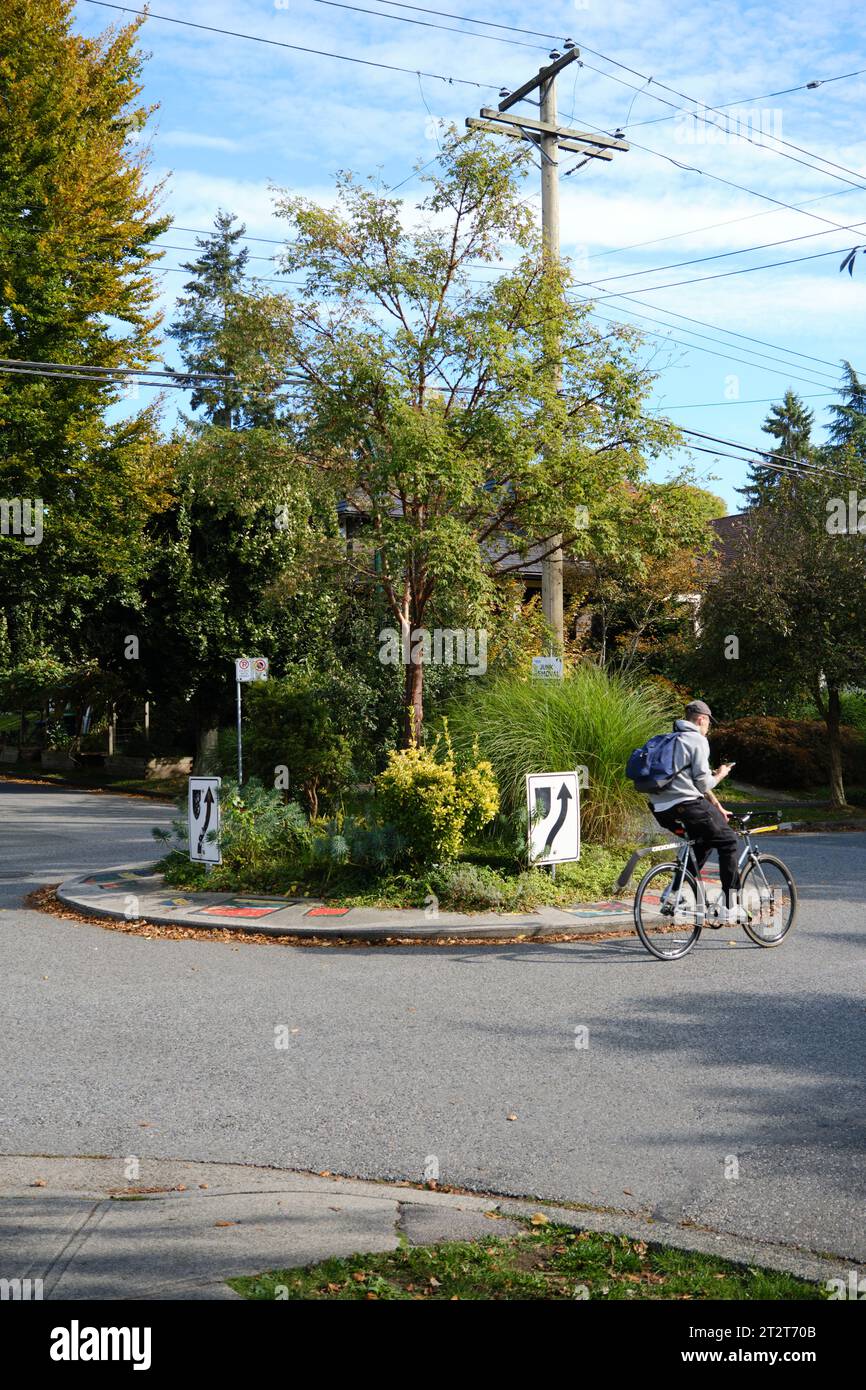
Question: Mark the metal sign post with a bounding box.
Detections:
[234,657,269,787]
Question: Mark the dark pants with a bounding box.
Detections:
[653,798,740,903]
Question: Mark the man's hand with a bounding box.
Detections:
[707,791,731,819]
[714,762,735,782]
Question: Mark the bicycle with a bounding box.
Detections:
[628,811,798,961]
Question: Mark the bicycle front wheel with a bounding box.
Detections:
[634,863,702,960]
[739,853,797,946]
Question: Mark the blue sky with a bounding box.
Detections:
[74,0,866,511]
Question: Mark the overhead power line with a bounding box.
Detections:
[648,393,836,411]
[579,291,849,376]
[6,361,864,485]
[677,426,863,483]
[585,308,839,393]
[577,217,866,288]
[589,241,856,300]
[82,1,498,90]
[345,2,866,191]
[627,66,866,131]
[302,0,549,50]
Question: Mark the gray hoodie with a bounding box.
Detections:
[649,718,719,812]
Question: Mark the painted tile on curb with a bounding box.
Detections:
[197,898,291,919]
[80,869,160,889]
[564,900,632,918]
[305,905,350,918]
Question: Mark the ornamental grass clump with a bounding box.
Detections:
[446,664,675,844]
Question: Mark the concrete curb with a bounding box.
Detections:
[55,863,640,941]
[1,1155,857,1298]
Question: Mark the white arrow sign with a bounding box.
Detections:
[188,776,222,864]
[526,771,580,865]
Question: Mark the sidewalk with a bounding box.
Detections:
[0,1154,852,1299]
[57,864,648,940]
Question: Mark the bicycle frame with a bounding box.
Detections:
[652,819,781,922]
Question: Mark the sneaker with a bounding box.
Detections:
[714,904,749,926]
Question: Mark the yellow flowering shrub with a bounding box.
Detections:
[375,731,499,864]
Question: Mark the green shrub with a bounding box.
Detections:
[310,815,407,872]
[710,717,866,789]
[427,861,510,912]
[426,844,631,912]
[375,731,499,864]
[445,665,675,843]
[154,779,314,884]
[840,691,866,739]
[244,675,353,815]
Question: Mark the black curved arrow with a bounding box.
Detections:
[543,782,572,857]
[197,788,214,857]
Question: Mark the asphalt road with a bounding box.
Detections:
[1,782,864,1263]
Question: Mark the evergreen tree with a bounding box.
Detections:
[741,390,814,506]
[825,360,866,466]
[147,214,307,767]
[167,211,256,427]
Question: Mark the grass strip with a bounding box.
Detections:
[228,1221,826,1301]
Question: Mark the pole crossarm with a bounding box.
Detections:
[498,46,582,110]
[466,118,614,159]
[480,109,629,151]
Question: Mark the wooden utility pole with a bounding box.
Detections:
[467,45,629,651]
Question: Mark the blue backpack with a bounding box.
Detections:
[626,732,688,794]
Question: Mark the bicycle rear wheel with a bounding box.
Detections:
[739,853,797,946]
[634,863,702,960]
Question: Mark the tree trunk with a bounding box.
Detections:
[824,684,847,809]
[195,722,220,774]
[403,652,424,747]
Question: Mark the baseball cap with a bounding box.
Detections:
[685,699,714,723]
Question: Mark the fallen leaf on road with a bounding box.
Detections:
[352,1271,366,1283]
[483,1210,503,1220]
[506,1114,518,1121]
[530,1212,549,1226]
[623,1189,633,1196]
[199,1183,208,1189]
[214,1221,235,1228]
[31,1179,47,1187]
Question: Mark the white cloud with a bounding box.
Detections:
[159,130,245,153]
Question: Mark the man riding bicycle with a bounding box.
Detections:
[648,700,743,924]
